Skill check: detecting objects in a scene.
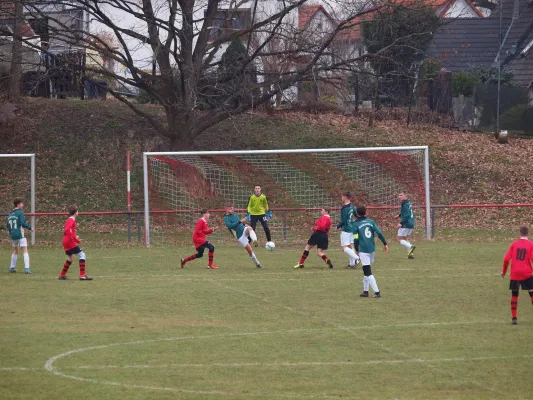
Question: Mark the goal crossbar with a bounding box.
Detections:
[0,154,36,245]
[143,147,431,247]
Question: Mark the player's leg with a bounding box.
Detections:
[59,252,74,280]
[510,280,519,324]
[241,228,262,268]
[316,232,332,268]
[75,248,92,280]
[259,215,272,242]
[361,253,380,297]
[246,225,258,247]
[295,244,313,269]
[317,248,333,269]
[181,245,204,267]
[397,228,415,258]
[341,231,359,269]
[248,215,259,243]
[9,241,19,272]
[20,239,30,274]
[205,242,217,269]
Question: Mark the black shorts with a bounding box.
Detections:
[509,276,533,291]
[307,231,328,250]
[65,246,82,256]
[196,241,214,257]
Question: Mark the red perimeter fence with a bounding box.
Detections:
[2,204,533,245]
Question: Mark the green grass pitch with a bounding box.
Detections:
[1,241,531,399]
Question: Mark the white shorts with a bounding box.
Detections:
[359,252,374,266]
[12,238,28,248]
[237,230,249,248]
[340,231,354,247]
[397,228,413,237]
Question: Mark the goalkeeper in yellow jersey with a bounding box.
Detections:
[247,185,272,244]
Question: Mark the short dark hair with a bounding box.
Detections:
[520,226,529,236]
[13,198,23,207]
[356,204,367,216]
[254,185,261,189]
[200,208,208,215]
[68,205,78,215]
[343,191,352,200]
[323,207,331,214]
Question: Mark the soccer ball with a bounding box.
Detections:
[265,241,276,251]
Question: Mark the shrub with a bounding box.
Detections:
[452,72,480,97]
[499,104,533,134]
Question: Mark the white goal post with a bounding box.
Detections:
[143,147,431,247]
[0,154,36,245]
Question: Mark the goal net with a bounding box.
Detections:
[0,154,35,245]
[143,147,430,247]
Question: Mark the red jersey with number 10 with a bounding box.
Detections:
[502,238,533,280]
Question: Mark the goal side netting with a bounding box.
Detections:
[0,154,35,245]
[143,147,430,247]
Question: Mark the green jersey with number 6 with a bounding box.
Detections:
[353,216,387,253]
[6,208,31,240]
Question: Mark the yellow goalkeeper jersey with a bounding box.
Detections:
[247,194,269,215]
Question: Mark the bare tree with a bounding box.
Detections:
[8,0,23,101]
[10,0,439,149]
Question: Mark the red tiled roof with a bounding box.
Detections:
[298,5,336,30]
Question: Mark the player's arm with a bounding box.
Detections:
[374,224,387,246]
[224,215,240,229]
[502,245,513,277]
[19,212,32,231]
[337,209,346,229]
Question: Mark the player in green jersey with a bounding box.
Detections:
[6,199,33,274]
[397,192,415,259]
[337,191,360,269]
[353,205,388,298]
[223,204,263,269]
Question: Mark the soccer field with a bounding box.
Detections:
[0,241,530,400]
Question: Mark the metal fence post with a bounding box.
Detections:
[127,212,132,243]
[137,213,142,243]
[283,209,287,242]
[431,207,435,239]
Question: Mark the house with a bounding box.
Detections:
[0,1,43,91]
[427,0,533,92]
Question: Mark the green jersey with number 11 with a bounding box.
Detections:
[6,208,31,240]
[353,216,387,253]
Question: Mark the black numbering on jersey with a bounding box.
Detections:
[516,248,527,261]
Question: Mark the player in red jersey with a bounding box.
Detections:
[501,226,533,324]
[58,205,92,280]
[294,207,334,269]
[181,209,218,269]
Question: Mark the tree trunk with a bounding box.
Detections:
[9,0,24,102]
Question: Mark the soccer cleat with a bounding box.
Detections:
[180,258,185,268]
[252,240,258,248]
[372,292,381,298]
[256,264,263,269]
[408,254,415,259]
[9,268,16,273]
[58,276,68,280]
[327,260,334,269]
[360,291,369,297]
[294,264,304,269]
[408,246,416,259]
[79,275,93,281]
[344,264,356,269]
[512,318,518,325]
[207,264,219,269]
[24,269,31,274]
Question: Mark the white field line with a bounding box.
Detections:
[43,325,519,399]
[209,280,505,396]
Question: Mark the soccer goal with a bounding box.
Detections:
[0,154,36,245]
[143,147,430,247]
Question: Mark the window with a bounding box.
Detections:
[207,9,251,42]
